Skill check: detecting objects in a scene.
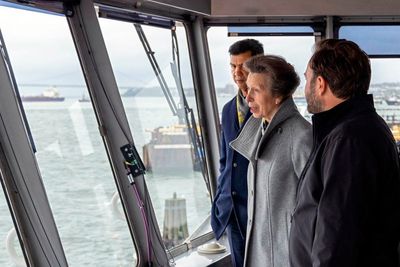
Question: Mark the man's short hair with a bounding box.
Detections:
[229,39,264,56]
[244,55,300,99]
[309,39,371,99]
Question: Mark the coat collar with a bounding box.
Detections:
[231,97,300,160]
[311,94,375,145]
[230,115,262,161]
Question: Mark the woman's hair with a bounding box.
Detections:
[244,54,300,98]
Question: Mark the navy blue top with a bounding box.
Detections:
[211,96,252,239]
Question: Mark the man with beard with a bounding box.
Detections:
[289,39,400,267]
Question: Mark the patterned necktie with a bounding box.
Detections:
[236,92,248,127]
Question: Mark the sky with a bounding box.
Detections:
[0,4,400,97]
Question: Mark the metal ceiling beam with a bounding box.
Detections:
[211,0,400,16]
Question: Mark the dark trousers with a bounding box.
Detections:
[226,213,245,267]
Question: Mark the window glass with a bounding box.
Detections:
[0,188,25,267]
[228,26,314,36]
[340,26,400,56]
[340,26,400,141]
[370,58,400,141]
[207,26,315,121]
[0,6,136,266]
[98,17,210,249]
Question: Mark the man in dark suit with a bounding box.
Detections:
[211,39,263,267]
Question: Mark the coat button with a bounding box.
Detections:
[233,162,237,168]
[232,191,237,196]
[251,190,254,196]
[248,219,252,225]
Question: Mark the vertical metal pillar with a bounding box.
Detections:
[0,33,68,267]
[325,16,335,39]
[66,1,169,266]
[185,17,220,200]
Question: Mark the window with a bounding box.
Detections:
[0,188,24,267]
[207,26,315,120]
[98,16,210,249]
[340,25,400,57]
[228,26,314,36]
[369,58,400,141]
[340,26,400,141]
[0,6,136,266]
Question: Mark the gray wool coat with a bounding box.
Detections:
[230,97,312,267]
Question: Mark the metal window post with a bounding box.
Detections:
[66,1,169,266]
[0,32,68,267]
[185,17,220,200]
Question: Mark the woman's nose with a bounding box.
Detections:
[246,89,252,102]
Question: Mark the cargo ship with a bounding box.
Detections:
[21,87,65,102]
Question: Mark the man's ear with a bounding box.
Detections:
[275,96,283,105]
[315,75,328,96]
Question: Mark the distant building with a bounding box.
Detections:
[217,83,236,96]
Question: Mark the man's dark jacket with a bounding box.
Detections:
[211,96,251,239]
[290,94,400,267]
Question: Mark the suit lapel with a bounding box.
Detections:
[230,98,240,133]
